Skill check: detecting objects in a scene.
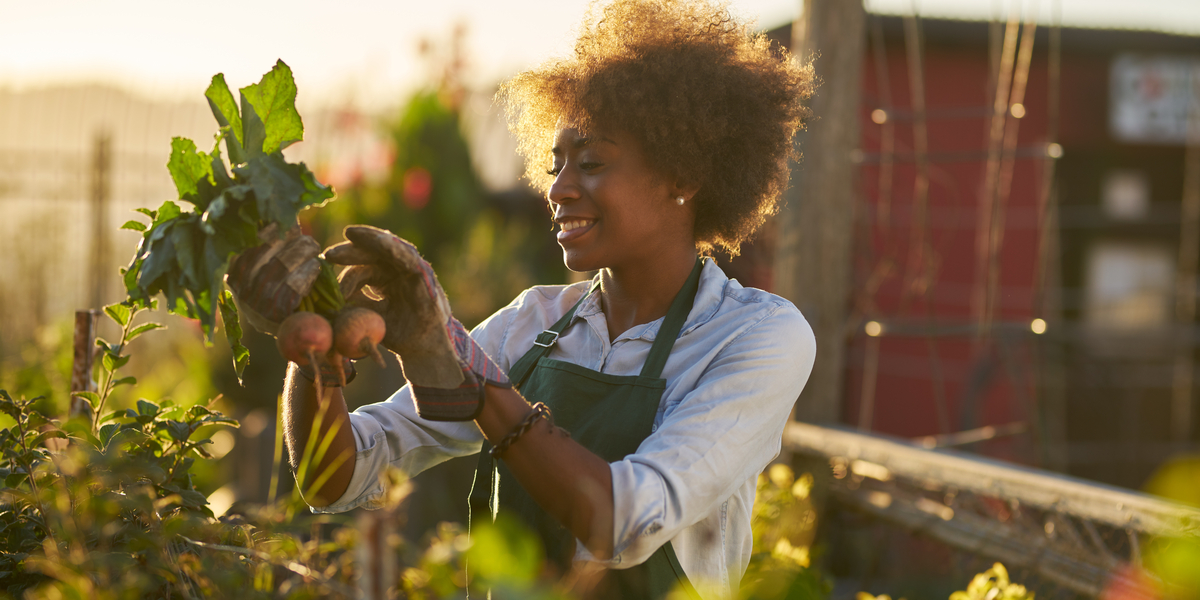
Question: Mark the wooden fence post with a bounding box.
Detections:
[774,0,866,425]
[70,309,101,420]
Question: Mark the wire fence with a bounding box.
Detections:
[784,421,1200,598]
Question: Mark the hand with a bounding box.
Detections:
[225,224,321,336]
[324,225,510,421]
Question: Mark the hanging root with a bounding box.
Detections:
[307,349,323,398]
[361,339,386,368]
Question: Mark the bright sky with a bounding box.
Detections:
[2,0,1199,109]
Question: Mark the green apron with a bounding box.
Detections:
[470,258,705,600]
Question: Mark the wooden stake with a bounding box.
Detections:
[70,309,101,420]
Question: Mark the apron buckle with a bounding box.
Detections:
[533,330,560,348]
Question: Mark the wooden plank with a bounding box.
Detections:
[783,421,1200,538]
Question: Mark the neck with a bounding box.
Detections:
[599,246,697,341]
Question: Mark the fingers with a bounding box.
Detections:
[283,258,321,296]
[338,264,382,302]
[277,234,321,271]
[323,241,379,266]
[343,226,426,273]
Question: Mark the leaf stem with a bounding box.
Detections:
[93,306,141,436]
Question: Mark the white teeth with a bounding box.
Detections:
[560,220,591,232]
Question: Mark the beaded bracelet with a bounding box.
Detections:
[490,402,552,458]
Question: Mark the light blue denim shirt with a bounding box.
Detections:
[319,260,816,599]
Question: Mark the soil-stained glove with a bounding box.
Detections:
[225,224,321,336]
[324,225,510,421]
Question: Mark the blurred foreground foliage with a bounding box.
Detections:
[0,303,1115,599]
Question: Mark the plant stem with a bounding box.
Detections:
[93,307,140,436]
[14,399,58,548]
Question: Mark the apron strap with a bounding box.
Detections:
[509,256,702,386]
[508,280,600,390]
[639,257,704,379]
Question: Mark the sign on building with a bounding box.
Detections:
[1110,54,1200,145]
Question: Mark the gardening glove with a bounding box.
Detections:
[225,223,321,336]
[324,225,510,421]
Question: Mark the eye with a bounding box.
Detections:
[546,166,563,177]
[580,162,602,171]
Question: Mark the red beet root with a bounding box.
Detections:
[277,311,333,392]
[333,307,386,368]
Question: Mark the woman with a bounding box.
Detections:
[234,0,815,597]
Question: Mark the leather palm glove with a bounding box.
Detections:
[324,225,510,421]
[225,225,354,386]
[225,224,321,335]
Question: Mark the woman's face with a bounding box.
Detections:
[547,127,695,273]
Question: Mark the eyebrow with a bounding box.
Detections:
[551,136,617,154]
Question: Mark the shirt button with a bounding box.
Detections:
[651,424,658,433]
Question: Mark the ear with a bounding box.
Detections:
[672,180,701,203]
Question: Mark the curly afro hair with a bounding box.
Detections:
[498,0,813,256]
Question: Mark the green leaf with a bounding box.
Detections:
[209,142,234,187]
[122,257,142,296]
[167,138,215,206]
[135,207,157,220]
[25,412,48,429]
[99,423,119,447]
[235,152,308,226]
[104,303,131,327]
[171,219,202,290]
[31,431,66,447]
[201,414,239,427]
[199,195,229,236]
[121,220,147,232]
[161,420,192,442]
[205,73,246,164]
[179,489,208,509]
[153,200,183,227]
[72,391,100,411]
[136,400,160,418]
[186,405,212,418]
[4,473,27,488]
[297,160,336,209]
[219,290,250,383]
[127,322,164,341]
[112,376,137,387]
[239,60,303,155]
[101,353,130,372]
[135,227,176,292]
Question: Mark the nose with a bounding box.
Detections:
[547,167,578,208]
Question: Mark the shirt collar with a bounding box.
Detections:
[571,259,728,342]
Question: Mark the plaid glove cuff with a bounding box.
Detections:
[447,318,510,388]
[410,321,508,422]
[412,368,486,421]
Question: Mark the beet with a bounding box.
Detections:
[333,307,386,368]
[277,311,333,392]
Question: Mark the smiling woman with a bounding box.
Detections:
[500,0,814,256]
[229,1,819,599]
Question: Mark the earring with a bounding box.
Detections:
[676,196,686,206]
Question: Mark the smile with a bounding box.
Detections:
[556,218,596,243]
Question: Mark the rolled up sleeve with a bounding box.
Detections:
[604,303,816,566]
[314,384,485,513]
[315,293,529,513]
